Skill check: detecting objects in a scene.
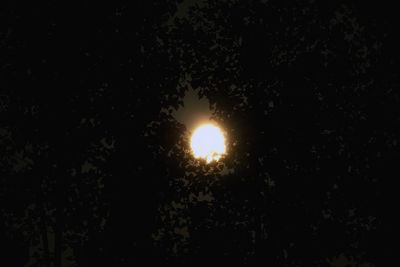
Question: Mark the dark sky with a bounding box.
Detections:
[0,1,397,266]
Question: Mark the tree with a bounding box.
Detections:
[1,1,397,266]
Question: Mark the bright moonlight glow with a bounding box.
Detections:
[190,123,226,163]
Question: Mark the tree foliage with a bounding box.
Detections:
[1,1,397,266]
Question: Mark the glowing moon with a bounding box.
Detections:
[190,123,226,163]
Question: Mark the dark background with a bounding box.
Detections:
[1,1,398,266]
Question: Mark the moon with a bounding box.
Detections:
[190,123,226,163]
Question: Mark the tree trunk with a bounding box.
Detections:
[38,200,51,267]
[54,176,65,267]
[54,164,66,267]
[54,209,62,267]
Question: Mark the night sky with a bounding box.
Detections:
[1,1,398,266]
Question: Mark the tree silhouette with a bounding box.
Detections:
[1,1,397,266]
